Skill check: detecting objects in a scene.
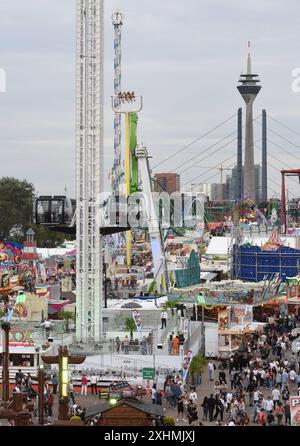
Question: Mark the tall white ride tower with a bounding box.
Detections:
[76,0,104,342]
[111,11,123,192]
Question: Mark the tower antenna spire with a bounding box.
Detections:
[247,40,251,74]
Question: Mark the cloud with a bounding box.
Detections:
[0,0,299,199]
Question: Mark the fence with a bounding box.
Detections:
[233,244,300,282]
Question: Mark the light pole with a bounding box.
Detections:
[1,321,10,405]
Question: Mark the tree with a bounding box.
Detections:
[162,300,178,316]
[0,177,34,240]
[0,176,72,246]
[58,310,75,332]
[189,354,207,385]
[163,416,176,426]
[124,318,136,341]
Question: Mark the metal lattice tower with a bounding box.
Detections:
[76,0,104,342]
[111,11,123,192]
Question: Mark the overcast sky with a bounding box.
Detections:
[0,0,300,199]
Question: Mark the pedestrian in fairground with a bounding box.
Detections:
[201,396,209,421]
[208,360,215,382]
[47,393,54,417]
[214,396,224,422]
[187,401,198,426]
[160,310,168,329]
[207,394,216,422]
[51,372,58,395]
[90,373,98,396]
[81,374,88,396]
[177,394,186,422]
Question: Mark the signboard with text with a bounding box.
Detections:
[143,368,155,380]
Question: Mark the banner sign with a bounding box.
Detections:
[132,309,142,338]
[229,305,253,327]
[290,396,300,426]
[218,308,229,330]
[181,350,193,383]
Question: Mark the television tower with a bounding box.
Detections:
[111,11,123,192]
[237,42,261,201]
[75,0,104,342]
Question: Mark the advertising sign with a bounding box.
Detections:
[229,305,253,327]
[132,309,142,338]
[290,396,300,426]
[181,350,193,383]
[218,307,229,331]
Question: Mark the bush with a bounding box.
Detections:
[163,416,176,426]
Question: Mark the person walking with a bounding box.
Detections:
[115,336,121,353]
[123,335,130,354]
[208,360,215,382]
[275,401,284,425]
[271,385,281,410]
[283,401,291,425]
[151,384,157,404]
[51,372,58,395]
[253,398,263,423]
[40,319,54,339]
[160,310,168,329]
[90,373,98,396]
[47,393,54,417]
[69,380,75,405]
[247,381,255,407]
[201,396,209,421]
[168,333,174,355]
[172,336,179,356]
[189,387,197,404]
[265,395,274,416]
[187,401,198,426]
[267,410,275,426]
[147,333,153,355]
[214,396,224,421]
[81,374,88,396]
[207,394,216,422]
[177,394,186,422]
[258,408,266,426]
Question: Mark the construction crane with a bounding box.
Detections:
[195,164,231,186]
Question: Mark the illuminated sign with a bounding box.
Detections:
[61,356,69,398]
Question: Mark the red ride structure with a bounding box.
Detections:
[280,169,300,234]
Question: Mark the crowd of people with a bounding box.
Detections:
[198,312,300,426]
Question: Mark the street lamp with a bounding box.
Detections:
[1,320,11,405]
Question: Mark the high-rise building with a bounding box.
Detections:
[237,42,261,201]
[154,173,180,194]
[227,164,262,203]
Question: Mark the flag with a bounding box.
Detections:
[132,309,142,339]
[181,350,193,383]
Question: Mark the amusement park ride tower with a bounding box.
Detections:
[75,0,104,343]
[111,11,123,192]
[237,42,261,202]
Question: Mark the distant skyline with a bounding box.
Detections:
[0,0,300,199]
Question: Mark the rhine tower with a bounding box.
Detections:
[237,42,261,201]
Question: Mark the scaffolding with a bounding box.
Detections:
[75,0,104,342]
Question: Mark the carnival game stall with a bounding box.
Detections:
[0,327,52,381]
[218,305,265,358]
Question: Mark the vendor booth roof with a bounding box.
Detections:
[206,237,230,256]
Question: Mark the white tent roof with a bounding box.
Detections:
[206,237,230,256]
[0,344,37,354]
